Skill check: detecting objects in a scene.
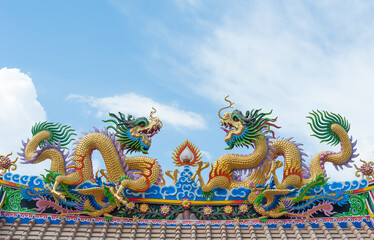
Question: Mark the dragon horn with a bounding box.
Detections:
[218,95,236,119]
[150,107,156,119]
[150,107,163,128]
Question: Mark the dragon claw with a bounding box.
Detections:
[108,186,127,207]
[271,160,283,174]
[191,161,209,181]
[165,169,179,184]
[197,161,210,171]
[45,185,65,203]
[113,193,127,207]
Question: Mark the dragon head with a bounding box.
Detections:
[218,96,280,150]
[104,108,163,154]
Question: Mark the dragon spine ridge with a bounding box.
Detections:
[18,139,75,174]
[275,136,310,179]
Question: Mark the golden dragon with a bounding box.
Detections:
[19,108,163,213]
[192,97,357,218]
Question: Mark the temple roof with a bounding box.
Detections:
[1,212,373,240]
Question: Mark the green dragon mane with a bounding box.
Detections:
[103,112,150,153]
[307,110,350,146]
[228,109,279,148]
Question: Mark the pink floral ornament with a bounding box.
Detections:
[160,204,170,216]
[126,202,135,210]
[0,153,17,174]
[203,206,213,216]
[0,156,11,169]
[223,205,233,215]
[354,159,374,181]
[139,203,149,213]
[238,204,249,214]
[181,198,191,209]
[361,163,373,175]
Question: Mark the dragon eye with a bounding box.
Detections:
[135,119,149,127]
[232,115,239,122]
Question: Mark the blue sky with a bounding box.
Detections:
[1,1,374,183]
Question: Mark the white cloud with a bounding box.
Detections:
[0,67,49,176]
[200,150,211,160]
[183,2,374,182]
[67,93,206,130]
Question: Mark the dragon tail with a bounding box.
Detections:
[290,192,349,218]
[31,122,76,148]
[18,121,76,175]
[33,196,82,214]
[306,111,358,181]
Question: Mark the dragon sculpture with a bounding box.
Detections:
[192,96,356,218]
[19,108,163,217]
[30,170,122,218]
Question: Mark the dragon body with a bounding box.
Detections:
[19,109,163,216]
[193,97,357,218]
